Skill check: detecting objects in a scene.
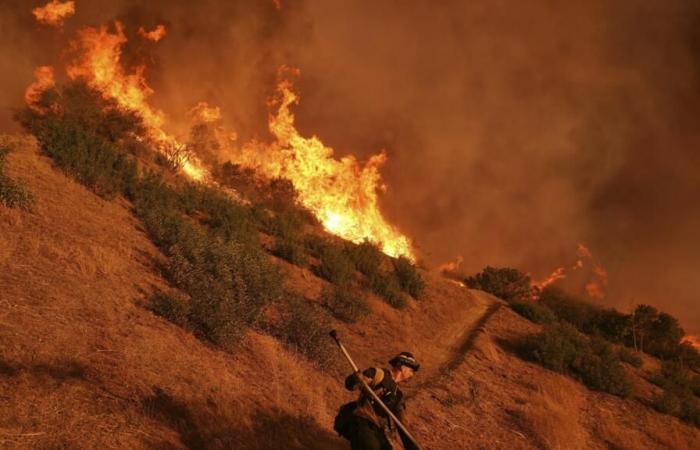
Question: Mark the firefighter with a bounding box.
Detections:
[336,352,420,450]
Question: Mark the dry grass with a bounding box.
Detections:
[2,135,699,449]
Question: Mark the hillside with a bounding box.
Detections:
[1,135,699,450]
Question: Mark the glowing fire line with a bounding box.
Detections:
[233,74,414,259]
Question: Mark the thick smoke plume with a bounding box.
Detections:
[2,0,699,332]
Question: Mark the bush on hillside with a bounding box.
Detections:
[316,244,355,284]
[393,256,425,299]
[273,236,308,267]
[303,234,329,258]
[523,323,632,397]
[347,240,383,276]
[538,287,600,333]
[322,285,369,323]
[369,271,407,309]
[273,294,336,368]
[149,291,190,327]
[653,361,700,427]
[618,347,643,368]
[166,234,282,348]
[0,146,33,210]
[16,83,140,198]
[465,266,533,303]
[510,301,556,324]
[177,183,255,243]
[573,337,632,397]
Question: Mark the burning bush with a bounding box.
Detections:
[523,323,632,397]
[16,82,140,197]
[393,256,425,299]
[465,266,533,303]
[0,145,33,210]
[322,285,369,323]
[17,82,284,348]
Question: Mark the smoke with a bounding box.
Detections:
[2,1,699,332]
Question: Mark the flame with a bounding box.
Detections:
[32,0,75,27]
[190,102,222,124]
[438,255,464,273]
[576,243,593,259]
[138,25,167,42]
[585,264,608,299]
[232,70,413,259]
[24,20,413,257]
[681,335,700,351]
[532,267,566,291]
[64,22,207,181]
[24,65,55,110]
[532,243,609,298]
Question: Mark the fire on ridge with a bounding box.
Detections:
[25,14,415,260]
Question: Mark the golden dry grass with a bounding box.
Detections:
[1,135,699,449]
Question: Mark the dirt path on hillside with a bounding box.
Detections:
[412,297,502,393]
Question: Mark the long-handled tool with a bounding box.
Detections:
[329,330,423,450]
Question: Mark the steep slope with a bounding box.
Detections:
[0,135,489,449]
[1,135,698,450]
[411,304,700,449]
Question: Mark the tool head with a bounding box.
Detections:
[329,329,338,340]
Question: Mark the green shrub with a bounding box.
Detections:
[465,266,533,303]
[369,272,407,309]
[573,337,632,397]
[510,301,556,324]
[525,323,586,372]
[348,240,383,276]
[653,363,700,427]
[303,234,329,258]
[0,147,33,210]
[393,256,425,299]
[16,82,140,198]
[316,244,355,284]
[322,285,369,323]
[273,236,308,267]
[177,183,255,243]
[268,209,306,239]
[149,291,190,326]
[524,323,632,397]
[274,294,336,368]
[618,347,643,368]
[166,236,282,348]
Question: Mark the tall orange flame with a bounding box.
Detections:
[190,102,222,124]
[532,267,566,291]
[532,243,609,298]
[585,264,608,299]
[32,0,75,27]
[65,22,206,180]
[138,25,167,42]
[233,71,414,259]
[24,66,55,111]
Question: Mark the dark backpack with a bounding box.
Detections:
[333,401,358,438]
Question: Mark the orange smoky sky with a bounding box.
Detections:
[1,0,699,333]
